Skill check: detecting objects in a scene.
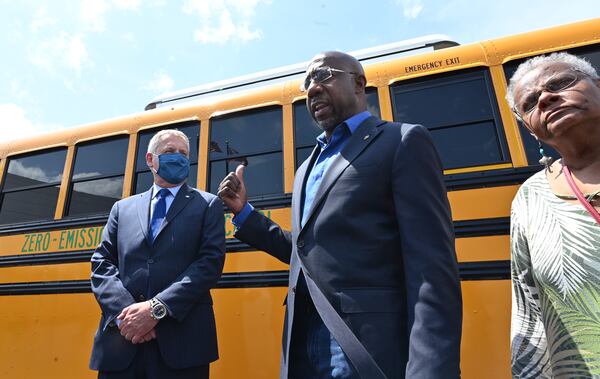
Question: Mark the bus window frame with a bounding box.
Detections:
[64,135,129,218]
[0,148,68,225]
[389,66,511,171]
[207,105,284,201]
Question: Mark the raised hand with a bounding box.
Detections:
[217,164,247,214]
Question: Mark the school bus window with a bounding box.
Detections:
[133,122,200,194]
[293,100,321,169]
[365,87,381,119]
[391,68,509,169]
[66,136,128,217]
[503,44,600,166]
[208,106,283,198]
[0,148,67,225]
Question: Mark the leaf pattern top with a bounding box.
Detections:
[511,170,600,379]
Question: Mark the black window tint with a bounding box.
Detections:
[503,44,600,166]
[391,68,508,169]
[0,148,67,225]
[209,153,282,197]
[296,147,316,168]
[366,87,381,119]
[133,122,200,194]
[430,122,502,168]
[209,106,283,199]
[4,149,66,190]
[72,138,128,179]
[67,178,123,216]
[293,101,321,168]
[135,171,155,195]
[210,107,282,159]
[67,136,128,217]
[0,186,60,224]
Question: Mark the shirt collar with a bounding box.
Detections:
[316,111,371,148]
[152,183,183,199]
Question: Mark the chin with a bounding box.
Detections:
[315,118,338,131]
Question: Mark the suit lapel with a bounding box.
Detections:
[137,189,153,244]
[155,184,195,238]
[302,116,386,228]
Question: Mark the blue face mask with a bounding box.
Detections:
[153,153,190,184]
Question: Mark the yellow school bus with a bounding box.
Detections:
[1,18,600,379]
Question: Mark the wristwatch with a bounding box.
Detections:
[149,298,167,320]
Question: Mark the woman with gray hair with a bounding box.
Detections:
[507,52,600,378]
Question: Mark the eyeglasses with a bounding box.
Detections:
[513,70,584,118]
[300,66,355,92]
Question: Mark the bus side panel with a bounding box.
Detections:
[211,287,287,378]
[460,280,511,378]
[0,294,98,379]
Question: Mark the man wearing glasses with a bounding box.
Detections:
[219,51,462,378]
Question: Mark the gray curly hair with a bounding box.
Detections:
[506,52,599,117]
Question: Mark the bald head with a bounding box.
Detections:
[310,51,365,78]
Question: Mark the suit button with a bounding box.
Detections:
[148,258,154,264]
[138,295,146,301]
[292,286,296,294]
[108,321,116,328]
[297,240,304,249]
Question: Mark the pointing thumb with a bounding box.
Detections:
[235,164,245,183]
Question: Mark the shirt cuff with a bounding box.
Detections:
[232,202,254,228]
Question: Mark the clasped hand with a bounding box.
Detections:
[117,301,158,344]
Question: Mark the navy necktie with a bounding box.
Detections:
[150,188,170,242]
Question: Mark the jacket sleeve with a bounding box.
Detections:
[510,194,552,378]
[234,210,292,264]
[155,195,226,322]
[90,201,136,326]
[391,125,463,377]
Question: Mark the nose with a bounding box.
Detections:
[306,79,324,97]
[537,89,560,111]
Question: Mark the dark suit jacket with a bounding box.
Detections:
[236,117,462,378]
[89,184,225,371]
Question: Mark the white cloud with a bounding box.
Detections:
[0,103,63,143]
[28,31,90,75]
[9,81,29,101]
[396,0,424,19]
[8,160,63,183]
[142,72,174,93]
[80,0,110,32]
[30,5,56,32]
[182,0,268,44]
[112,0,142,10]
[80,0,141,32]
[73,176,123,198]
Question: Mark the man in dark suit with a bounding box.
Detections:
[90,129,225,379]
[218,51,462,378]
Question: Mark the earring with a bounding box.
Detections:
[537,139,553,171]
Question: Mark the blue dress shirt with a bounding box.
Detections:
[232,111,371,227]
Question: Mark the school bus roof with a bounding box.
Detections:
[1,17,599,159]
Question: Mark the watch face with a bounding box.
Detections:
[152,304,167,319]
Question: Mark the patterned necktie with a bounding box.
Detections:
[150,188,170,242]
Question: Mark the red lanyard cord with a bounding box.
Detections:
[562,165,600,225]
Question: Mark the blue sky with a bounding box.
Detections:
[1,0,599,142]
